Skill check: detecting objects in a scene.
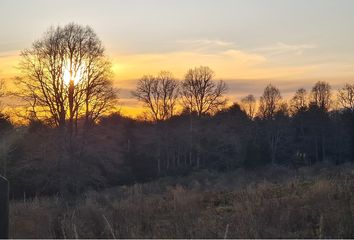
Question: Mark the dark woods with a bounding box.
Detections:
[1,78,354,199]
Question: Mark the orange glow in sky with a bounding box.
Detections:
[1,0,354,118]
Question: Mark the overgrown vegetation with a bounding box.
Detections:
[9,164,354,238]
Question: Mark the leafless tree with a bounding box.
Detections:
[0,80,5,98]
[158,71,179,119]
[181,66,227,116]
[310,81,331,110]
[16,23,117,131]
[257,84,287,165]
[0,80,5,110]
[338,83,354,111]
[258,84,282,119]
[133,71,179,121]
[240,94,256,119]
[290,88,307,114]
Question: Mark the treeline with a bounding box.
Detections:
[0,73,353,198]
[125,77,354,175]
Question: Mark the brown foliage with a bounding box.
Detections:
[9,165,354,238]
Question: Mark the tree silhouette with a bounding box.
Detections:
[290,88,308,114]
[241,94,256,119]
[0,80,4,98]
[338,83,354,111]
[310,81,331,111]
[258,84,282,120]
[0,80,5,111]
[181,66,227,116]
[16,23,116,131]
[133,71,179,121]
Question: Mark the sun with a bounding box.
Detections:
[63,65,72,85]
[62,63,84,85]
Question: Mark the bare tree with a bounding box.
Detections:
[241,94,256,119]
[0,80,5,110]
[0,80,5,99]
[181,66,227,116]
[290,88,307,114]
[258,84,282,119]
[179,66,226,170]
[310,81,331,110]
[133,71,179,121]
[16,23,117,131]
[257,84,287,165]
[338,83,354,111]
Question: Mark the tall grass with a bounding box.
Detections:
[9,164,354,238]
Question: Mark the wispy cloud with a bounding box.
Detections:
[176,39,234,46]
[111,48,269,81]
[0,51,19,59]
[254,42,317,56]
[0,41,27,54]
[175,39,236,53]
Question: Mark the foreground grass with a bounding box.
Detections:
[9,164,354,238]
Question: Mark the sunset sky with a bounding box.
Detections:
[1,0,354,116]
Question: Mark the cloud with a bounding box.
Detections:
[175,39,236,53]
[176,39,234,46]
[0,50,19,59]
[109,44,321,115]
[254,42,317,56]
[110,40,321,83]
[111,49,264,81]
[0,52,20,79]
[111,47,317,82]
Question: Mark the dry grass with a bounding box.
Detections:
[9,163,354,238]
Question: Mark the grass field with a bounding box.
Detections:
[9,163,354,238]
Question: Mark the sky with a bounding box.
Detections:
[1,0,354,116]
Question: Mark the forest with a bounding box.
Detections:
[0,23,354,238]
[1,78,354,198]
